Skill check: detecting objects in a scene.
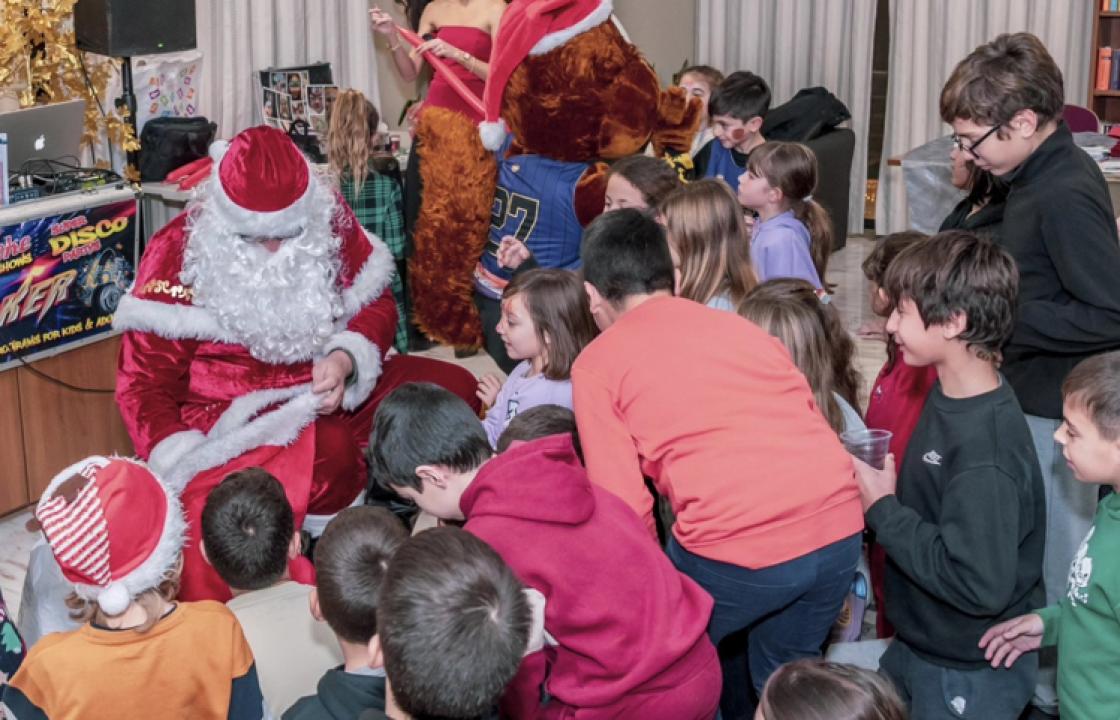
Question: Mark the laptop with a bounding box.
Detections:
[0,99,86,174]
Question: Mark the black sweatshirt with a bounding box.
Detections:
[865,379,1045,669]
[999,122,1120,418]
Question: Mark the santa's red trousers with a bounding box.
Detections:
[178,354,480,601]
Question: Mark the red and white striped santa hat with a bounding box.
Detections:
[34,456,185,617]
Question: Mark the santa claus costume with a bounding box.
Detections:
[112,126,480,601]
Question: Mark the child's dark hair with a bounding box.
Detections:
[200,468,294,592]
[738,279,862,434]
[581,208,674,305]
[1062,351,1120,441]
[862,231,929,372]
[378,526,530,719]
[327,89,380,191]
[496,404,583,462]
[367,383,491,494]
[680,64,724,88]
[314,506,407,645]
[708,70,771,121]
[940,32,1064,130]
[607,155,683,209]
[883,230,1019,362]
[861,231,929,291]
[747,142,834,291]
[759,658,906,720]
[502,269,598,381]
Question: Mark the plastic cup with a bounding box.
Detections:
[840,429,893,470]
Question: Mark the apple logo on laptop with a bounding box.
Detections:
[34,134,45,151]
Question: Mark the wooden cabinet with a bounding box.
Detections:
[0,336,133,515]
[1090,11,1120,127]
[0,371,28,515]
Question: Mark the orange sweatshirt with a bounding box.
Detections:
[572,296,863,569]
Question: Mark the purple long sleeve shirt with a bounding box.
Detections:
[751,210,822,289]
[483,361,574,447]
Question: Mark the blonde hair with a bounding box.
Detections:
[738,279,861,434]
[327,89,380,192]
[659,179,757,307]
[65,557,183,633]
[748,142,835,292]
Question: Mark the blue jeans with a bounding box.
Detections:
[668,533,860,720]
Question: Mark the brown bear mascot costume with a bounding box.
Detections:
[408,0,699,350]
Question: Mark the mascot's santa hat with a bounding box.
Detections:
[33,457,185,617]
[479,0,614,150]
[204,126,318,238]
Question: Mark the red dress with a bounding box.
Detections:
[863,349,938,638]
[424,26,490,122]
[114,202,480,601]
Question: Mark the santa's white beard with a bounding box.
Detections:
[181,190,344,365]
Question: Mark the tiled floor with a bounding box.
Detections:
[0,237,886,624]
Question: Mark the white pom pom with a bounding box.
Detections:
[479,120,507,152]
[208,139,230,163]
[98,581,132,616]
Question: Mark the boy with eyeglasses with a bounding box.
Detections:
[940,31,1120,715]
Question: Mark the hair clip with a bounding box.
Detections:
[802,194,813,203]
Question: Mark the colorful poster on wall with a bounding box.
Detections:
[0,199,138,369]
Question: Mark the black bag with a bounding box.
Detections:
[761,87,851,142]
[287,119,326,163]
[138,116,217,181]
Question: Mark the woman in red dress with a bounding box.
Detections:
[370,0,507,350]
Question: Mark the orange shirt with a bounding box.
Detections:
[572,296,863,568]
[3,601,263,720]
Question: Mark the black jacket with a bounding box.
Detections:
[998,123,1120,418]
[866,380,1046,668]
[283,668,386,720]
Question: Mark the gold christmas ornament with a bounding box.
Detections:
[1,0,140,175]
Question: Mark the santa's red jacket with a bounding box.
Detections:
[112,202,397,599]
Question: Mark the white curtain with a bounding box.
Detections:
[875,0,1093,234]
[696,0,878,235]
[194,0,380,139]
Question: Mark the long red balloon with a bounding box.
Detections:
[396,25,486,119]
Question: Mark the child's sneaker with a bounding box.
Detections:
[830,571,869,644]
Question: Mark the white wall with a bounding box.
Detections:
[373,0,699,129]
[614,0,697,86]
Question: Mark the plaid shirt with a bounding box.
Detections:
[341,168,408,352]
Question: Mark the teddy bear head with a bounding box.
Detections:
[480,1,700,163]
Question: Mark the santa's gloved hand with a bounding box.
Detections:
[312,350,354,415]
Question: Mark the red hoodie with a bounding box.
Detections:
[460,434,719,718]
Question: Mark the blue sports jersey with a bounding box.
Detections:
[476,153,588,299]
[704,141,746,194]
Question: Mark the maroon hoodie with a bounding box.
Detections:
[460,434,717,716]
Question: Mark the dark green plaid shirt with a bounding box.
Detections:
[340,169,408,352]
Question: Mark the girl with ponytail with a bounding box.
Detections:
[736,141,835,292]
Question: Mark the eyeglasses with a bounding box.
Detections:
[951,124,1001,157]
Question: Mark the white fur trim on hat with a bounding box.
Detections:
[36,457,186,615]
[529,0,613,56]
[205,151,318,239]
[148,430,208,490]
[323,330,382,411]
[480,119,508,152]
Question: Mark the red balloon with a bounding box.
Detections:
[396,25,486,120]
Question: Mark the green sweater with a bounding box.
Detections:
[1038,491,1120,720]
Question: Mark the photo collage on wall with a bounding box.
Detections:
[261,70,338,137]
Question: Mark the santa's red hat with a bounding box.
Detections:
[479,0,614,151]
[205,126,318,237]
[34,456,185,617]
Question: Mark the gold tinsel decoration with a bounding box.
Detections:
[0,0,140,178]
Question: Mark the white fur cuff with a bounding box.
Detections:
[148,430,208,490]
[324,331,382,411]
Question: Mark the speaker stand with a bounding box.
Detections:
[116,56,139,170]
